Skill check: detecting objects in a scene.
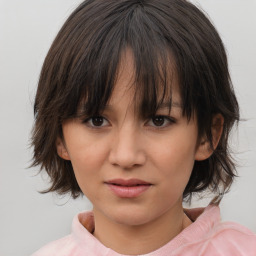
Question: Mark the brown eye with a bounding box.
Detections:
[146,115,176,128]
[152,116,165,126]
[84,116,109,128]
[91,116,104,126]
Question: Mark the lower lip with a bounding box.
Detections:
[106,184,151,198]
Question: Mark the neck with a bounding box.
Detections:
[93,204,192,255]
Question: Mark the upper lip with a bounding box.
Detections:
[105,179,152,186]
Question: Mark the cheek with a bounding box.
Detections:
[154,140,196,203]
[151,129,197,180]
[64,125,108,166]
[69,143,107,176]
[63,132,109,188]
[68,143,107,200]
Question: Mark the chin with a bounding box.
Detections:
[108,207,159,227]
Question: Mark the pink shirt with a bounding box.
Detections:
[32,205,256,255]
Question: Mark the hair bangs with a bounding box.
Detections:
[71,2,180,122]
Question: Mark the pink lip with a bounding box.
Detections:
[105,179,152,198]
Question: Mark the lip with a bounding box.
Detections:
[105,179,152,198]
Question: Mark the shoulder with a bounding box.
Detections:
[179,224,256,256]
[180,205,256,255]
[31,235,81,256]
[31,211,96,256]
[189,220,256,256]
[205,221,256,254]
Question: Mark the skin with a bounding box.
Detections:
[57,50,223,255]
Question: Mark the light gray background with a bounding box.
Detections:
[0,0,255,255]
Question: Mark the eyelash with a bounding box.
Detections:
[83,115,176,129]
[83,116,110,128]
[146,116,176,129]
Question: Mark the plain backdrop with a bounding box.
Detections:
[0,0,256,255]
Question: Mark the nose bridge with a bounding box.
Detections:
[117,123,138,150]
[109,122,146,169]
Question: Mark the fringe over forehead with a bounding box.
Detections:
[35,0,235,125]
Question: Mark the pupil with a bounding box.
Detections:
[92,117,103,126]
[153,116,164,126]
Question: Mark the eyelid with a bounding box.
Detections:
[145,115,176,129]
[82,115,110,129]
[81,114,176,130]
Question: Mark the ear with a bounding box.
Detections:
[56,137,70,160]
[195,114,224,161]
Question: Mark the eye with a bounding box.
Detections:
[146,115,176,128]
[84,116,110,128]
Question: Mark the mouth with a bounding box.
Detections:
[104,179,152,198]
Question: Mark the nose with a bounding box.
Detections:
[108,127,146,169]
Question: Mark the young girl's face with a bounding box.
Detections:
[57,50,208,227]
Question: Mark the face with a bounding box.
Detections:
[57,50,210,227]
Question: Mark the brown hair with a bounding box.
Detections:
[31,0,239,203]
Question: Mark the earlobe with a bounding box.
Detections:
[56,137,70,160]
[195,114,224,161]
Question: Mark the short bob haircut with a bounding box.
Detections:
[31,0,239,203]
